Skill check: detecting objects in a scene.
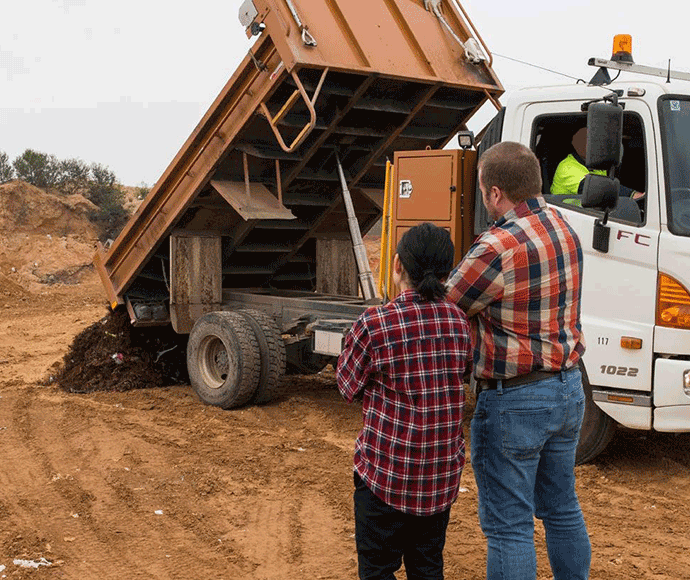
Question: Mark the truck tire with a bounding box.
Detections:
[237,309,286,405]
[576,366,616,465]
[186,311,260,409]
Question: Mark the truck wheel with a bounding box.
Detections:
[237,309,286,405]
[576,367,616,465]
[186,311,260,409]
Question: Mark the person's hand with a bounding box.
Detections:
[632,191,646,200]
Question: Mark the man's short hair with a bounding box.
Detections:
[478,141,542,204]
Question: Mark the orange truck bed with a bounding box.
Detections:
[93,0,502,319]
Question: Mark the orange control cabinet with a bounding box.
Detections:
[388,148,477,295]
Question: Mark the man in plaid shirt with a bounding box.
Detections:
[446,142,590,580]
[338,223,471,580]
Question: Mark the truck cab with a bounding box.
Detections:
[477,56,690,461]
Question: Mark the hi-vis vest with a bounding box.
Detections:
[551,153,607,200]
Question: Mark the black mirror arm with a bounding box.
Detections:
[599,207,610,227]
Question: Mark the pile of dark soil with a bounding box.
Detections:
[55,308,189,393]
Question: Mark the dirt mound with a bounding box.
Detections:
[0,180,98,238]
[0,232,98,293]
[0,180,102,292]
[54,309,188,393]
[0,271,30,299]
[120,185,147,214]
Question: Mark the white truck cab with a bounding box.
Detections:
[476,42,690,461]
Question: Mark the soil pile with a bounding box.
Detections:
[0,270,30,300]
[0,180,100,292]
[54,308,189,393]
[0,181,146,294]
[0,180,98,238]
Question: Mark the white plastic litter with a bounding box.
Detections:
[155,510,164,515]
[13,558,52,568]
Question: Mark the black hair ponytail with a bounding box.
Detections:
[396,222,455,301]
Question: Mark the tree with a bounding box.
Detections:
[88,163,120,206]
[87,163,129,240]
[12,149,60,188]
[0,151,14,183]
[56,157,90,195]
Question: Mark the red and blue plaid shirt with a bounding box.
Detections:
[446,197,586,380]
[337,290,471,516]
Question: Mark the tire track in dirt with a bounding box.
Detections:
[35,382,359,579]
[0,385,110,577]
[3,385,255,579]
[57,391,263,580]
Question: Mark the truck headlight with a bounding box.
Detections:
[684,369,690,396]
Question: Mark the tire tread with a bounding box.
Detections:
[238,309,286,405]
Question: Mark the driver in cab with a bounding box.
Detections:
[551,127,645,204]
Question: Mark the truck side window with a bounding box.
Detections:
[659,97,690,236]
[533,112,647,225]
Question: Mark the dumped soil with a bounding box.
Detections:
[1,181,690,579]
[54,309,189,393]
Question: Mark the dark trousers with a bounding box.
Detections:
[353,472,451,580]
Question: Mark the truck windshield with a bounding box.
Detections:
[659,97,690,236]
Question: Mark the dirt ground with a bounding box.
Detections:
[1,182,690,579]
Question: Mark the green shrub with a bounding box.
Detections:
[56,157,90,195]
[87,163,129,240]
[8,149,133,240]
[0,151,14,183]
[88,163,118,205]
[12,149,60,188]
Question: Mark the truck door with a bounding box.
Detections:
[521,100,659,428]
[653,96,690,431]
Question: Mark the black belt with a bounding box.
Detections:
[476,369,562,392]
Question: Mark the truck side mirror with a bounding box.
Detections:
[586,102,623,171]
[579,174,619,254]
[579,174,619,210]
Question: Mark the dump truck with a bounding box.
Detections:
[95,1,690,463]
[94,0,501,401]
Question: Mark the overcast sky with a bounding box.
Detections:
[1,0,687,187]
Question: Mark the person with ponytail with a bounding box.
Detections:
[337,222,472,580]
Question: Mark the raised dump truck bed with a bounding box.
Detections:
[93,0,503,407]
[94,0,501,332]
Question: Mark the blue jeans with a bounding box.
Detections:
[471,368,591,580]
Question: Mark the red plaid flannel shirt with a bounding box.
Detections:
[446,197,586,380]
[337,290,471,516]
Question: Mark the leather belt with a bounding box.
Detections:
[476,369,562,392]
